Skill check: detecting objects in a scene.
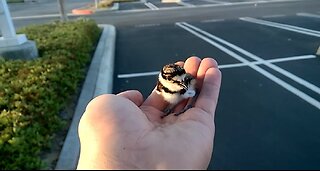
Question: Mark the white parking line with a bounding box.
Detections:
[144,2,159,10]
[176,22,320,110]
[118,71,159,78]
[262,14,286,18]
[134,23,160,28]
[297,12,320,19]
[202,0,232,5]
[200,19,225,23]
[219,55,316,69]
[117,55,316,78]
[196,0,302,8]
[240,17,320,37]
[177,1,196,7]
[180,22,320,95]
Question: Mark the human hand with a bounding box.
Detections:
[76,57,222,170]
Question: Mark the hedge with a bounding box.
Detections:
[0,18,102,169]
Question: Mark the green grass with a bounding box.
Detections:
[0,18,102,170]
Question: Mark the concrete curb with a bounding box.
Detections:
[55,24,116,170]
[94,24,116,96]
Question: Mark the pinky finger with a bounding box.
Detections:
[195,67,222,117]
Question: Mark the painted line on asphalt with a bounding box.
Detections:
[117,55,316,78]
[176,22,320,110]
[296,12,320,19]
[180,22,320,96]
[115,0,303,14]
[118,71,159,78]
[200,18,225,23]
[196,0,302,7]
[219,55,316,69]
[134,23,160,28]
[262,14,286,18]
[202,0,232,5]
[240,17,320,37]
[177,1,196,7]
[144,2,159,10]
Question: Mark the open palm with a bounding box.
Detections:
[77,57,222,170]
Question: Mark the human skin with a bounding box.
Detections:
[77,57,222,170]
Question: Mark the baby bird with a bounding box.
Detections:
[155,63,197,117]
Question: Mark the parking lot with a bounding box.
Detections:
[6,0,319,169]
[113,8,320,169]
[118,0,305,11]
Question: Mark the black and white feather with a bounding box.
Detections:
[155,63,197,116]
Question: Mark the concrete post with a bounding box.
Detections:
[0,0,38,59]
[0,0,16,38]
[95,0,99,9]
[0,0,27,47]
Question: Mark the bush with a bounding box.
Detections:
[0,18,102,170]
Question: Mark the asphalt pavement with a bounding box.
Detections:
[7,0,320,169]
[112,1,320,169]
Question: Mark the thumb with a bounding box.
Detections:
[117,90,144,106]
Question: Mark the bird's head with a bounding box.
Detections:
[161,64,186,82]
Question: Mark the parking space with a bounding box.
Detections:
[211,65,320,170]
[113,12,320,169]
[114,23,240,94]
[263,13,320,31]
[151,2,183,8]
[118,0,182,11]
[115,23,242,72]
[182,0,212,6]
[176,16,320,108]
[274,58,320,93]
[118,1,149,11]
[188,17,320,59]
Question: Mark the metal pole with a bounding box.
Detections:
[95,0,99,9]
[57,0,68,22]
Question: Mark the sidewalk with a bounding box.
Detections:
[55,24,116,170]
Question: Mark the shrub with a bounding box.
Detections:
[0,18,102,169]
